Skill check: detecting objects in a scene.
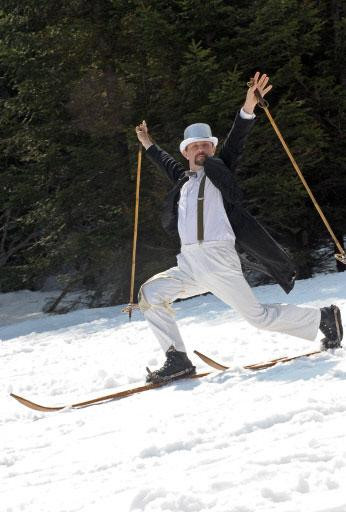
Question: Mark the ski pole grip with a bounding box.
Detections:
[335,253,346,265]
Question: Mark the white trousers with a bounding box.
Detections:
[138,241,321,353]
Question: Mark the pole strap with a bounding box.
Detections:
[248,79,346,265]
[197,175,207,242]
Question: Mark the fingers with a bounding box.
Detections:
[250,72,272,97]
[135,120,148,134]
[258,73,269,88]
[262,84,272,96]
[252,71,260,85]
[251,72,269,88]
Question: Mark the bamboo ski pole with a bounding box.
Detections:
[249,80,346,265]
[125,145,142,320]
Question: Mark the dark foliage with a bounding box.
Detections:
[0,0,345,306]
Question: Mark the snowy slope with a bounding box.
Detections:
[1,272,346,512]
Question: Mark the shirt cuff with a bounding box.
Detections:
[240,108,256,120]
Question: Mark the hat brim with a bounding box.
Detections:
[180,136,218,154]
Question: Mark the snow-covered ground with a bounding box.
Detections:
[1,272,346,512]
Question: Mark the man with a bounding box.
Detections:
[135,72,343,384]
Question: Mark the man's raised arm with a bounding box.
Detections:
[135,120,153,150]
[135,120,185,183]
[219,72,272,169]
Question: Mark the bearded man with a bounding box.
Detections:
[135,72,343,383]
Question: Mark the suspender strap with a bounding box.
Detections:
[197,175,207,242]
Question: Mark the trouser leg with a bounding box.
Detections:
[139,241,321,353]
[198,243,321,341]
[138,262,208,353]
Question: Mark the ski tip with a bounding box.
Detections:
[193,350,230,370]
[10,392,64,412]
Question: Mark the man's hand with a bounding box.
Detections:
[242,71,272,115]
[135,120,153,150]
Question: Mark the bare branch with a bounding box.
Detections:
[0,208,11,254]
[0,230,40,267]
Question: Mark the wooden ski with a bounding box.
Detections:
[194,349,322,371]
[10,371,212,413]
[10,349,326,413]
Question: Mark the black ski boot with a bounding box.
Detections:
[146,346,196,384]
[319,305,343,350]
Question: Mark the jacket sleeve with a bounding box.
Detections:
[218,111,256,171]
[145,144,186,183]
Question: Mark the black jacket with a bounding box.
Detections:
[146,112,297,294]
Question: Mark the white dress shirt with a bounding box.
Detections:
[178,171,235,245]
[178,109,254,245]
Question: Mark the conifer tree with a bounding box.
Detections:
[0,0,344,301]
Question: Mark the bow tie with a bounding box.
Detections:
[184,171,197,178]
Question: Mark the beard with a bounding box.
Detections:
[194,153,207,166]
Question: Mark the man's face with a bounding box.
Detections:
[183,141,216,170]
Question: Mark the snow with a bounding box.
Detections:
[1,271,346,512]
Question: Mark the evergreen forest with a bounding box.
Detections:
[0,0,345,310]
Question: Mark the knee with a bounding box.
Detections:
[244,305,271,329]
[138,278,174,314]
[138,279,162,312]
[138,282,151,313]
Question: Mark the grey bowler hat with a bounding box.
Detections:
[179,123,218,153]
